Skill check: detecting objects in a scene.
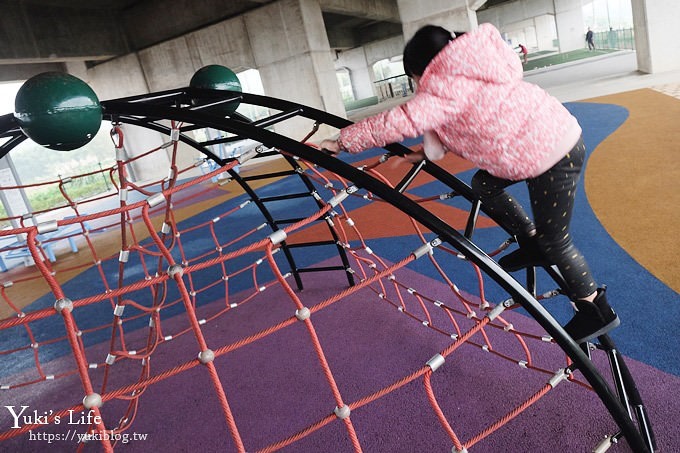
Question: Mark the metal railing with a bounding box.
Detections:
[374,74,414,101]
[593,28,635,50]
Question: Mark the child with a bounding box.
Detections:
[320,24,619,344]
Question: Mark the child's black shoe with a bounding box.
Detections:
[563,288,620,343]
[498,236,549,271]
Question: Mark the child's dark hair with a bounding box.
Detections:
[403,26,464,78]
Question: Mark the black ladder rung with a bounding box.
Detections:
[260,192,313,203]
[296,265,348,273]
[286,240,337,248]
[241,169,298,181]
[273,217,309,225]
[257,150,281,159]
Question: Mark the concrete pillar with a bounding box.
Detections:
[116,124,169,183]
[476,0,558,51]
[81,54,150,101]
[535,14,558,50]
[334,47,375,101]
[553,0,586,52]
[397,0,479,38]
[632,0,680,73]
[78,54,172,182]
[244,0,346,140]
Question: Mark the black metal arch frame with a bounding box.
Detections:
[0,88,655,452]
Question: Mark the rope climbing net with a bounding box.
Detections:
[0,88,653,452]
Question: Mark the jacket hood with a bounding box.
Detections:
[418,23,522,93]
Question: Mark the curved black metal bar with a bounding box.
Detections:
[101,92,649,452]
[0,114,27,160]
[0,89,651,452]
[102,112,352,291]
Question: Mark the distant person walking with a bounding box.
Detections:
[586,27,596,50]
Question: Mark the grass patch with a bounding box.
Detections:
[524,49,619,72]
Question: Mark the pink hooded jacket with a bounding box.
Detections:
[338,23,582,180]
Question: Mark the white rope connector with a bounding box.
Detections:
[161,222,171,234]
[37,220,58,234]
[105,354,116,365]
[113,305,125,317]
[334,405,351,420]
[328,191,349,207]
[486,299,511,321]
[548,368,571,388]
[328,185,358,207]
[147,193,166,208]
[268,229,287,245]
[412,238,442,259]
[237,148,258,164]
[426,354,445,372]
[593,435,617,453]
[541,289,561,299]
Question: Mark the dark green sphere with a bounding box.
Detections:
[190,65,242,114]
[14,72,102,151]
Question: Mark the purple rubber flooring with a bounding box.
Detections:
[2,262,678,452]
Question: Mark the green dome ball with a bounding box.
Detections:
[14,72,102,151]
[190,65,242,114]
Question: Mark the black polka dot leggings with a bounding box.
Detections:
[470,137,597,300]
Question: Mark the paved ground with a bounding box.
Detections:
[524,50,680,102]
[349,50,680,122]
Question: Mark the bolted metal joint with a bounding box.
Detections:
[167,264,184,278]
[54,298,74,313]
[82,393,103,409]
[198,349,215,364]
